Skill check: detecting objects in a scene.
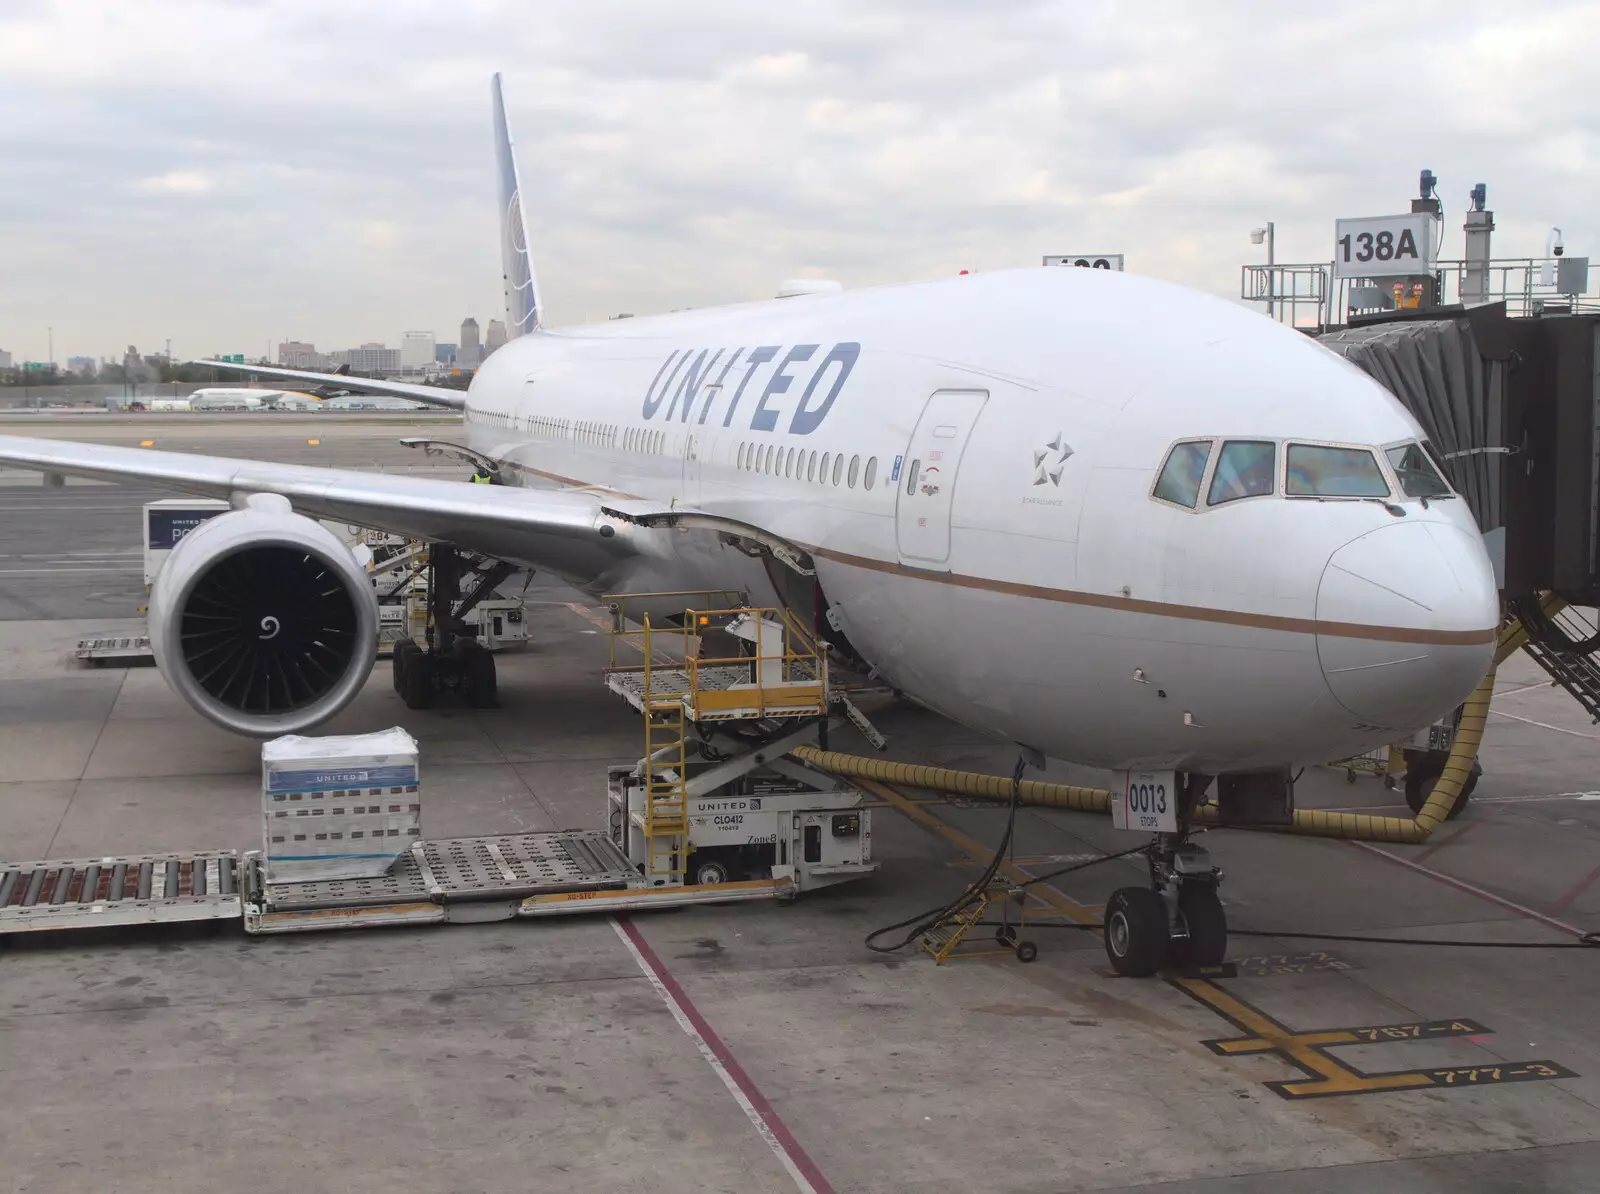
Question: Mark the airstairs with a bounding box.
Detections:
[1511,599,1600,724]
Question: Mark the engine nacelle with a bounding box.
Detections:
[148,494,378,736]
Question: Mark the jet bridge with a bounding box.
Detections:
[1319,304,1600,602]
[1320,306,1600,790]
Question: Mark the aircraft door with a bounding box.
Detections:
[682,431,699,504]
[895,389,989,567]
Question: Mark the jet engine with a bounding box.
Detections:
[148,493,378,736]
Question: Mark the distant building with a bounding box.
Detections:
[67,356,96,377]
[485,319,507,357]
[400,330,435,371]
[434,342,457,365]
[329,342,401,374]
[459,317,481,368]
[0,349,11,369]
[123,345,156,383]
[278,340,327,370]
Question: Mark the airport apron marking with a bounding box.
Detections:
[866,777,1577,1102]
[1231,950,1361,977]
[1170,976,1578,1099]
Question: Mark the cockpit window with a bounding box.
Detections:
[1385,441,1453,499]
[1152,439,1211,508]
[1207,441,1276,505]
[1286,444,1390,498]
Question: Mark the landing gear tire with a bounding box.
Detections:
[689,853,733,886]
[1176,884,1227,967]
[1404,759,1480,820]
[1103,886,1169,977]
[1014,940,1039,964]
[392,637,419,694]
[460,639,498,708]
[401,650,436,710]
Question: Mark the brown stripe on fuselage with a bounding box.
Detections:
[807,545,1497,647]
[493,451,1493,648]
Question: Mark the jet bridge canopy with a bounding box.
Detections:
[1319,305,1600,601]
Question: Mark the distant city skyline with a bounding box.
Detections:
[0,310,504,371]
[0,317,494,381]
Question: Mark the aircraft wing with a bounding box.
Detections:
[0,435,666,581]
[194,360,466,410]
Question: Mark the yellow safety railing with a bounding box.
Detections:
[606,593,827,722]
[680,605,826,720]
[604,590,745,668]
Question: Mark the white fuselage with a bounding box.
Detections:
[190,388,285,410]
[459,267,1498,773]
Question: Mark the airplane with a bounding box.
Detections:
[0,74,1499,971]
[188,387,301,411]
[320,394,429,412]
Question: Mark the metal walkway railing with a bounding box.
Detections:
[1513,599,1600,725]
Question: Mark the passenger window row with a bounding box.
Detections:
[1151,437,1451,509]
[736,442,878,491]
[572,419,618,447]
[477,409,633,450]
[623,428,664,454]
[527,415,568,440]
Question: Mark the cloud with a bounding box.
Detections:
[136,170,212,194]
[357,220,403,252]
[0,0,1595,363]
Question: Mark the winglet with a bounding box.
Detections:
[492,72,541,336]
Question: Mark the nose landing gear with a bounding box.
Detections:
[1103,788,1226,977]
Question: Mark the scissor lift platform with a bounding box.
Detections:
[605,663,827,721]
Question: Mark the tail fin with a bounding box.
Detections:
[492,73,541,336]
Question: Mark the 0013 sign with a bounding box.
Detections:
[1113,769,1178,833]
[1332,213,1439,280]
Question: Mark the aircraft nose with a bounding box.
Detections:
[1315,521,1498,729]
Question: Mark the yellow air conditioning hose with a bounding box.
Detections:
[795,595,1564,845]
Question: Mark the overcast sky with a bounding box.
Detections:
[1,0,1595,363]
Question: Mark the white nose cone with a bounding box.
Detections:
[1315,522,1498,729]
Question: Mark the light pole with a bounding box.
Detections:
[1251,223,1276,320]
[47,326,53,367]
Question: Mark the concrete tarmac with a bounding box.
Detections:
[3,416,1600,1193]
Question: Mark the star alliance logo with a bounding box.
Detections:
[1032,433,1073,486]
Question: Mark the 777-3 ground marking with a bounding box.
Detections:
[1170,975,1577,1100]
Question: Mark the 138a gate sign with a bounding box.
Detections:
[1333,213,1439,280]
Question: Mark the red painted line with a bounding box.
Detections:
[1413,815,1487,865]
[1553,861,1600,914]
[1347,842,1586,939]
[614,916,835,1194]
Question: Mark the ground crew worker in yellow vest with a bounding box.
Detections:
[470,468,494,484]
